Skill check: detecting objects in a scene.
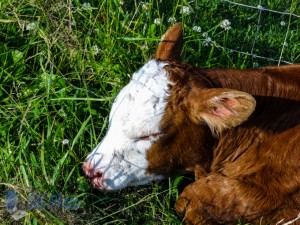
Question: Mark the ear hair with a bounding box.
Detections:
[155,23,183,61]
[187,89,256,136]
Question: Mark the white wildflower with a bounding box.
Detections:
[26,22,38,31]
[141,44,148,50]
[62,139,70,145]
[92,45,100,55]
[257,5,264,10]
[202,32,208,38]
[253,62,259,68]
[280,21,286,26]
[142,2,150,10]
[82,2,92,10]
[181,6,191,15]
[58,108,67,118]
[192,26,202,32]
[206,37,212,42]
[154,18,162,25]
[220,19,232,31]
[83,2,91,7]
[119,1,124,6]
[168,17,177,24]
[203,36,212,46]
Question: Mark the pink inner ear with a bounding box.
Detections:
[212,104,234,118]
[212,98,241,118]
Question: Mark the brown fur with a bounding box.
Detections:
[146,23,300,224]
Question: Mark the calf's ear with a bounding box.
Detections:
[186,88,256,135]
[155,22,183,61]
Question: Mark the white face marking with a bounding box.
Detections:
[84,60,169,191]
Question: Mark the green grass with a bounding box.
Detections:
[0,0,299,224]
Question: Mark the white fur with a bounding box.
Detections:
[85,60,169,191]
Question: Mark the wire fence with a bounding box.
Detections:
[215,0,300,65]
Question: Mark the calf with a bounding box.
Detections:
[83,23,300,224]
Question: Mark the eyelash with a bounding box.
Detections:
[137,132,162,141]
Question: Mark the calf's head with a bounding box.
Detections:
[82,23,256,191]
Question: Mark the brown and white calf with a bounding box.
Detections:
[83,23,300,224]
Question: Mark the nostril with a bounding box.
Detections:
[94,171,103,178]
[82,161,104,181]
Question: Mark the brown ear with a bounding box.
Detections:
[155,22,183,61]
[186,88,256,135]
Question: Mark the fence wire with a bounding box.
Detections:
[218,0,300,65]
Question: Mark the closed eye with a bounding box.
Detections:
[138,132,162,141]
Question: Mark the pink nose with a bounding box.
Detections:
[82,161,104,188]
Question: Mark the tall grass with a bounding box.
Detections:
[0,0,299,224]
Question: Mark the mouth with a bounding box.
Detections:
[90,177,105,190]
